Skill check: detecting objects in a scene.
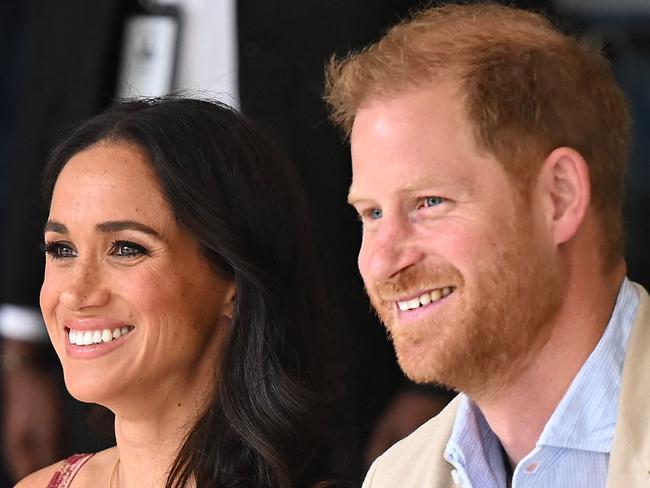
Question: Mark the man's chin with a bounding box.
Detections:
[392,339,449,385]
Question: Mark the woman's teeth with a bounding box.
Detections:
[68,327,132,346]
[397,286,454,311]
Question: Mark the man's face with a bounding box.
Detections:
[349,83,564,395]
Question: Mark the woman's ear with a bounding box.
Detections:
[537,147,591,246]
[222,282,236,320]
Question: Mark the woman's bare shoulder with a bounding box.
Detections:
[13,448,116,488]
[13,459,65,487]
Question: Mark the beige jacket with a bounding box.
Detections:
[362,283,650,488]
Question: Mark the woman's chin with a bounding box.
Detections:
[63,371,121,406]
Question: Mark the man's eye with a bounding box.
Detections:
[356,208,383,222]
[423,196,445,208]
[44,241,77,260]
[109,240,149,259]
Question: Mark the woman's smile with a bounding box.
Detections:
[63,317,135,359]
[40,142,234,406]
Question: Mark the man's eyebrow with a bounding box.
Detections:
[96,221,162,239]
[347,184,366,205]
[347,176,466,205]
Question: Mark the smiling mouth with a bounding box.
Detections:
[67,326,135,346]
[396,286,455,311]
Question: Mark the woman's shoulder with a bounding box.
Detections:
[14,458,67,487]
[14,448,116,488]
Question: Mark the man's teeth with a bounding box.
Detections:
[397,287,453,311]
[68,327,132,346]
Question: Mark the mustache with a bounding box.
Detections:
[369,263,464,301]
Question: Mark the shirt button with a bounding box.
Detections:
[525,462,540,474]
[451,469,461,485]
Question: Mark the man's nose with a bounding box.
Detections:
[59,260,110,310]
[360,216,424,283]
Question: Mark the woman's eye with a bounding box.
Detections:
[423,196,445,208]
[109,240,149,259]
[44,241,77,260]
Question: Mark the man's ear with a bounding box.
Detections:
[537,147,591,245]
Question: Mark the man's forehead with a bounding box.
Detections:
[347,108,512,205]
[348,159,476,204]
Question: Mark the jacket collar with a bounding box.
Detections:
[607,283,650,486]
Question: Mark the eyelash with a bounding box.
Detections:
[44,241,77,260]
[43,240,150,260]
[358,208,383,222]
[109,240,150,259]
[420,196,445,208]
[357,196,445,222]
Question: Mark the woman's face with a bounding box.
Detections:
[40,142,234,408]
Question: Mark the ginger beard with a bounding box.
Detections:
[367,210,565,398]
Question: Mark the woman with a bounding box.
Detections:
[17,98,345,487]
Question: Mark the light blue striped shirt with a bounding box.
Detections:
[444,278,639,488]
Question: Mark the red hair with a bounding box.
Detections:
[325,3,630,268]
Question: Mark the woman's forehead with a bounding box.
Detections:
[50,143,174,234]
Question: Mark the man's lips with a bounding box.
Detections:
[395,286,455,311]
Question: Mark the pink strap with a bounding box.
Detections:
[46,453,94,488]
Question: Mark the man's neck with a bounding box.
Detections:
[473,263,626,465]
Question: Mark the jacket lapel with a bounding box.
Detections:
[607,283,650,487]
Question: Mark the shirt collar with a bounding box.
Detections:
[537,278,638,452]
[445,395,507,486]
[444,278,639,472]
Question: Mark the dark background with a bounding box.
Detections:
[1,1,648,485]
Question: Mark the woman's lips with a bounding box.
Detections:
[68,325,133,346]
[63,318,135,359]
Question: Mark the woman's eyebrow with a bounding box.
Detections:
[43,220,162,240]
[44,220,67,234]
[96,220,162,239]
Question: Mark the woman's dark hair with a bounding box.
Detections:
[43,97,347,487]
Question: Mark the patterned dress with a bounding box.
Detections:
[46,454,94,488]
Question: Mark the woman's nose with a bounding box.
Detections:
[59,260,110,310]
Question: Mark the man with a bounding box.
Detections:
[325,3,649,487]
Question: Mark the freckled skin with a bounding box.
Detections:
[40,142,235,413]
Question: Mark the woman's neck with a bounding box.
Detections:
[110,403,199,487]
[108,373,213,488]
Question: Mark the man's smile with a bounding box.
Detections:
[396,286,455,311]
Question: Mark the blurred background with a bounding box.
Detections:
[0,0,648,485]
